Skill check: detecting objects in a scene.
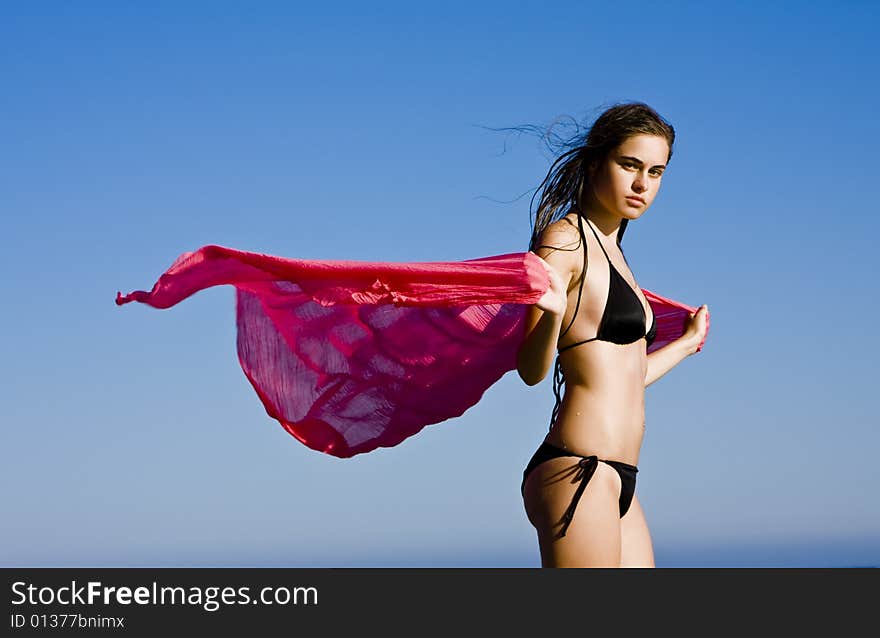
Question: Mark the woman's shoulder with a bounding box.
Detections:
[531,215,584,286]
[535,214,582,250]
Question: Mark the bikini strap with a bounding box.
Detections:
[558,212,588,341]
[558,337,598,353]
[582,216,613,263]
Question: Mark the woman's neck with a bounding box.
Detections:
[573,204,621,241]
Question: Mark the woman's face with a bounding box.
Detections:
[589,134,669,219]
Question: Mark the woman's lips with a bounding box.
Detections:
[626,197,645,205]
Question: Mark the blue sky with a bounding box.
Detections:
[2,1,878,567]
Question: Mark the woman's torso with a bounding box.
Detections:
[543,213,653,466]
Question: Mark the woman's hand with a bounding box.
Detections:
[534,256,568,317]
[682,304,710,354]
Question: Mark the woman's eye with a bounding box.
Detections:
[623,163,662,176]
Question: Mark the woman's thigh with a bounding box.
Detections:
[523,458,623,568]
[619,494,655,568]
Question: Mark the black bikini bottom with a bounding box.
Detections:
[521,441,639,538]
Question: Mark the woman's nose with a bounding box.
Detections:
[632,171,649,191]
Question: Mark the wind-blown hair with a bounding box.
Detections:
[499,102,675,251]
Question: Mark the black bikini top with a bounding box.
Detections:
[557,212,656,352]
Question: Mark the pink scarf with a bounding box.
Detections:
[116,244,707,457]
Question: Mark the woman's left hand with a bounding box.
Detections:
[682,304,710,354]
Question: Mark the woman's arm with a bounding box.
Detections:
[645,336,698,387]
[517,308,566,386]
[645,304,709,387]
[516,223,578,386]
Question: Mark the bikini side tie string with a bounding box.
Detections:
[556,455,599,539]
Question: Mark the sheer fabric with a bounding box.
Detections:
[116,244,707,457]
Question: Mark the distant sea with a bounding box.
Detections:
[5,538,877,568]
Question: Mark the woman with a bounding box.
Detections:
[516,102,709,568]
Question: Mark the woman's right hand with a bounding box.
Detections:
[534,256,568,317]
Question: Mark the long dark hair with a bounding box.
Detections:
[512,102,675,252]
